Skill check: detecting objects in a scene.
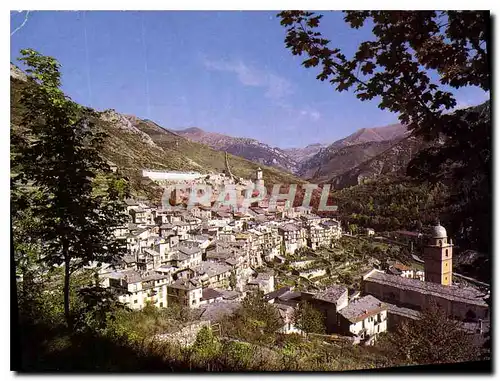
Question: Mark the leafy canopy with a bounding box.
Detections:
[12,48,130,328]
[279,11,489,138]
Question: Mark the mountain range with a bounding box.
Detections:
[175,123,411,185]
[10,63,424,195]
[174,127,299,173]
[10,67,305,203]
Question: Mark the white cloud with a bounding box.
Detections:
[299,108,321,121]
[203,58,293,100]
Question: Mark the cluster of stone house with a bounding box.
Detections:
[277,216,342,255]
[261,284,387,344]
[100,169,342,312]
[101,165,489,347]
[253,222,489,345]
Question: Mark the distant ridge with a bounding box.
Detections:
[297,123,409,182]
[175,126,298,173]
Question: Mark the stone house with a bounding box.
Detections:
[190,206,212,220]
[130,207,148,225]
[167,245,203,269]
[247,271,275,294]
[278,223,306,255]
[173,221,191,240]
[167,278,203,309]
[309,285,349,334]
[321,219,342,240]
[137,248,162,271]
[195,261,233,289]
[200,288,224,305]
[275,303,303,335]
[307,224,331,250]
[257,225,282,261]
[126,228,150,254]
[337,295,388,343]
[300,213,322,227]
[105,269,170,309]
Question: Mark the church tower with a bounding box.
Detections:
[423,222,453,286]
[255,167,264,190]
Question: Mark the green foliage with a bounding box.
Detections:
[333,176,446,233]
[12,49,129,330]
[279,11,488,136]
[380,304,480,365]
[279,11,491,255]
[75,283,127,334]
[191,327,222,361]
[408,101,491,253]
[293,301,325,334]
[220,291,282,345]
[229,270,237,290]
[347,223,358,235]
[220,341,253,368]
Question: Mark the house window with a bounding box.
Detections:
[445,249,449,257]
[134,299,138,304]
[160,302,163,308]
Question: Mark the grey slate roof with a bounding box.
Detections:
[198,301,240,322]
[225,258,238,266]
[143,248,160,257]
[169,278,201,290]
[202,288,224,301]
[219,290,241,300]
[279,223,300,232]
[263,287,292,302]
[206,250,232,260]
[178,245,202,256]
[169,251,189,261]
[321,219,341,227]
[196,261,232,278]
[278,291,303,302]
[313,285,348,304]
[109,269,169,285]
[122,254,136,264]
[364,270,488,307]
[338,295,386,323]
[386,303,421,320]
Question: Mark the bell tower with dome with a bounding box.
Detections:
[423,221,453,286]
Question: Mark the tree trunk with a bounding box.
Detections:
[63,251,72,330]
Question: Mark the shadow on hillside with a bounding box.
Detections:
[14,320,208,373]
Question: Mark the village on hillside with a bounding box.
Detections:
[11,9,491,372]
[97,164,490,347]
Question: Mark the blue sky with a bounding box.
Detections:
[10,11,490,148]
